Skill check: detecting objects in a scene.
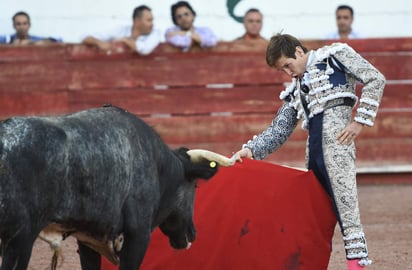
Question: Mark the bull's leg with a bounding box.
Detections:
[118,229,150,270]
[118,201,152,270]
[0,233,36,270]
[77,241,101,270]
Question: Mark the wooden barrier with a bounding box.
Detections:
[0,38,411,171]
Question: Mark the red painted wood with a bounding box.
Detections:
[67,86,284,116]
[65,83,411,116]
[379,84,412,109]
[138,111,410,147]
[1,38,411,64]
[1,41,411,93]
[357,173,412,184]
[142,114,277,143]
[165,138,411,169]
[64,55,281,90]
[362,53,412,80]
[0,91,68,119]
[0,44,66,62]
[0,40,411,171]
[0,62,70,92]
[302,37,412,52]
[63,51,412,89]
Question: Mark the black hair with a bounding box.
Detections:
[244,8,261,16]
[133,5,151,19]
[12,11,31,24]
[336,5,354,17]
[171,1,196,25]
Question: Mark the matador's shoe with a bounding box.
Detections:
[343,232,372,268]
[347,259,365,269]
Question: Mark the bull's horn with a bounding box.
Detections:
[187,149,236,167]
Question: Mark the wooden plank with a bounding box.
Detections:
[165,138,412,169]
[1,38,409,64]
[0,44,66,62]
[0,91,68,119]
[0,62,70,92]
[66,83,411,116]
[1,85,409,140]
[356,138,412,163]
[357,172,412,184]
[67,86,284,115]
[361,111,412,139]
[65,52,412,89]
[143,114,277,144]
[140,110,409,146]
[65,55,284,90]
[302,37,412,52]
[1,43,411,94]
[378,84,412,109]
[362,53,412,80]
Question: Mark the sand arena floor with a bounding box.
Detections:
[2,184,411,270]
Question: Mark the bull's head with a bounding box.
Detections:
[159,148,235,250]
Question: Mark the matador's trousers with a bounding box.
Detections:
[306,105,371,266]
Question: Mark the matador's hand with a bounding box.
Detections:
[337,122,364,145]
[231,148,253,163]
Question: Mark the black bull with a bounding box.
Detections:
[0,106,235,270]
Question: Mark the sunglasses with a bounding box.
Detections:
[176,12,191,19]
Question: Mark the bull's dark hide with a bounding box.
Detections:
[0,106,219,270]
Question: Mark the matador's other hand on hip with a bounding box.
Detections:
[337,121,364,145]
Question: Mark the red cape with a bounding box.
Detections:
[102,159,337,270]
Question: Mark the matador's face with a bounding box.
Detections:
[275,47,307,79]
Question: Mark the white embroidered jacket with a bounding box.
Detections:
[242,43,386,160]
[280,43,386,129]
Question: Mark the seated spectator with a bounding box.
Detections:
[325,5,361,39]
[235,8,266,42]
[0,35,7,44]
[165,1,217,52]
[233,8,267,50]
[3,11,62,45]
[82,5,160,55]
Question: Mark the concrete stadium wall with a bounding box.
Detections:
[1,0,412,43]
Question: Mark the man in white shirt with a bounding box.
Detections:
[82,5,160,55]
[325,5,361,40]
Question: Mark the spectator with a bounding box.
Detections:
[232,33,385,270]
[0,35,7,44]
[325,5,361,39]
[2,11,62,45]
[235,8,266,42]
[165,1,217,52]
[82,5,160,55]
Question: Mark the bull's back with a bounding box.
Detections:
[0,116,68,229]
[51,107,170,231]
[0,107,168,226]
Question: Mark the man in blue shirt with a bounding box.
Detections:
[0,11,62,45]
[0,36,7,43]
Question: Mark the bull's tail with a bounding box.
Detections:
[51,251,58,270]
[50,243,63,270]
[39,229,64,270]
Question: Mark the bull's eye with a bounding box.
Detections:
[209,161,216,168]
